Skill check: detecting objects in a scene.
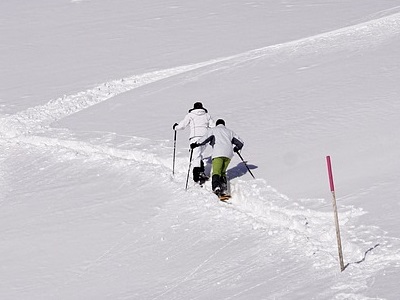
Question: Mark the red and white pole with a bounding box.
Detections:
[326,156,345,272]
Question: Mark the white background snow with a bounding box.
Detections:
[1,1,400,299]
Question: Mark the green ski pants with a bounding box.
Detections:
[212,157,231,177]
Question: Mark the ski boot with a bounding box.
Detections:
[198,172,209,186]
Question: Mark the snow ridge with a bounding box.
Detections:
[1,12,399,138]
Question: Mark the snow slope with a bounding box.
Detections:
[1,1,400,299]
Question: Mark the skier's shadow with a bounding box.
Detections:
[227,161,258,180]
[204,157,257,180]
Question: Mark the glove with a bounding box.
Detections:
[172,123,178,130]
[233,146,240,153]
[190,143,199,149]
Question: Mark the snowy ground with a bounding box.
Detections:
[1,1,400,299]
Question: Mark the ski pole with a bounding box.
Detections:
[236,151,255,179]
[172,130,177,175]
[185,148,194,190]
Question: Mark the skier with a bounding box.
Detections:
[190,119,243,197]
[173,102,214,184]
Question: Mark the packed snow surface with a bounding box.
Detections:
[1,1,400,299]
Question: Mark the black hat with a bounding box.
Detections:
[189,102,208,113]
[193,102,203,109]
[216,119,225,126]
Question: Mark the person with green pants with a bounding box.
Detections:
[191,119,244,196]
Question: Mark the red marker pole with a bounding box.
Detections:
[326,156,345,272]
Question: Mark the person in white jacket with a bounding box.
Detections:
[173,102,214,183]
[191,119,244,196]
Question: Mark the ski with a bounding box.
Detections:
[219,195,231,201]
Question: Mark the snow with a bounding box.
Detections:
[1,1,400,299]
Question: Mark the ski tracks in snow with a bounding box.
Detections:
[1,11,400,137]
[227,180,400,297]
[1,11,400,169]
[1,11,400,299]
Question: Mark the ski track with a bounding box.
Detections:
[0,11,399,137]
[2,12,400,299]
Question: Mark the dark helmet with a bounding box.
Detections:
[216,119,225,126]
[193,102,203,109]
[189,102,208,113]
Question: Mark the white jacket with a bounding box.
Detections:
[197,124,244,159]
[175,109,214,140]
